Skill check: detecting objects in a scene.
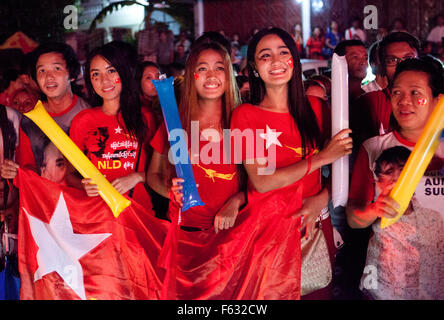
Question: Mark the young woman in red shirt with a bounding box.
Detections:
[230,27,352,299]
[67,41,155,208]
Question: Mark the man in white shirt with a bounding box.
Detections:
[427,14,444,44]
[175,31,191,54]
[345,17,367,43]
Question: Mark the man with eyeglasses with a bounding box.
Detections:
[354,32,420,144]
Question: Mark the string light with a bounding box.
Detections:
[312,0,324,12]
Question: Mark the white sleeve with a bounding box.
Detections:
[427,27,438,42]
[6,106,21,147]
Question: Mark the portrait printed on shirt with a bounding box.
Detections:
[373,145,444,221]
[84,124,139,179]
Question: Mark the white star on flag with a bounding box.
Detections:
[259,125,283,149]
[23,193,111,300]
[115,126,123,134]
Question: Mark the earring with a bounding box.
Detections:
[253,70,259,78]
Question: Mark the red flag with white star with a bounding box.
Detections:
[16,169,169,300]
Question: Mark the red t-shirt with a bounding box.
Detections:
[356,88,393,137]
[69,107,156,208]
[150,123,240,229]
[230,96,324,204]
[306,37,325,59]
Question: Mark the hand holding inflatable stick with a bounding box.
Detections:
[331,53,349,209]
[381,96,444,228]
[24,101,131,218]
[152,76,204,213]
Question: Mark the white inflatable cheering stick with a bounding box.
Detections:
[331,53,349,209]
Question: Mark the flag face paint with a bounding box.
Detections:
[287,57,294,68]
[417,98,427,106]
[115,78,121,84]
[193,73,199,80]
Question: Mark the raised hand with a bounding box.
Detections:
[318,128,353,165]
[81,178,99,197]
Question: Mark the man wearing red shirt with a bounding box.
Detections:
[1,42,89,182]
[353,32,420,145]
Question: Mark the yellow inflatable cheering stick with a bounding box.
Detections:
[381,95,444,228]
[24,101,131,218]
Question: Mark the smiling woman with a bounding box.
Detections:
[67,41,156,210]
[194,49,227,101]
[253,33,294,90]
[148,40,242,233]
[89,55,122,104]
[230,27,353,299]
[146,39,251,299]
[346,56,444,300]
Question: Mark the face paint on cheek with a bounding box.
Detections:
[115,77,121,84]
[193,73,199,80]
[417,98,428,106]
[286,57,294,68]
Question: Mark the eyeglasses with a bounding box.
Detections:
[384,55,416,66]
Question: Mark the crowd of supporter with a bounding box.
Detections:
[0,12,444,300]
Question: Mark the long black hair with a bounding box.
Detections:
[135,60,161,93]
[135,60,163,124]
[247,27,322,157]
[84,41,146,143]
